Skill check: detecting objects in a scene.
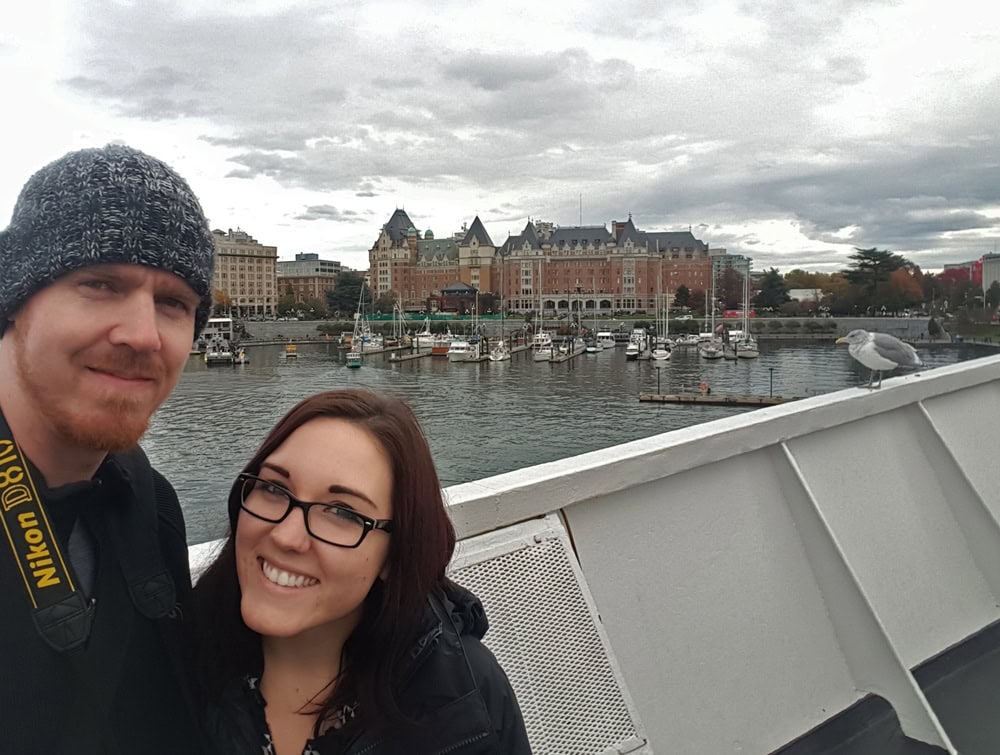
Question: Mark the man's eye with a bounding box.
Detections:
[160,297,192,312]
[81,279,114,291]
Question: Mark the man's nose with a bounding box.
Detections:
[108,292,162,351]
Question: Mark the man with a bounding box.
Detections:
[0,145,215,753]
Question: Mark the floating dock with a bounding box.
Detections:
[388,350,432,362]
[638,392,796,406]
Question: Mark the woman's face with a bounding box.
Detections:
[235,417,393,642]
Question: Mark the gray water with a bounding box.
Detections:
[143,340,991,544]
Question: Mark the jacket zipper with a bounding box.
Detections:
[432,731,490,754]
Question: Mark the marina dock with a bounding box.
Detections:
[638,391,795,406]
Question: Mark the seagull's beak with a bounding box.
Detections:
[835,337,847,344]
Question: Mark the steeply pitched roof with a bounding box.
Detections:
[416,237,459,262]
[462,216,494,247]
[383,209,415,245]
[548,224,612,248]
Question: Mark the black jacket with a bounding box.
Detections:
[0,444,200,754]
[204,582,532,754]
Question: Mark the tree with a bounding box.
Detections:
[300,295,329,319]
[277,294,297,316]
[212,288,232,315]
[673,284,691,308]
[885,268,923,312]
[986,281,1000,311]
[842,247,907,306]
[716,268,744,310]
[326,271,370,316]
[373,291,397,313]
[783,269,822,289]
[753,268,790,311]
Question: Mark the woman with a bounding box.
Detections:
[192,389,530,754]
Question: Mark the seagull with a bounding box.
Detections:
[836,329,922,389]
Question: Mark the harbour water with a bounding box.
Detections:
[145,340,991,545]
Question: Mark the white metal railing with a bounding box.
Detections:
[191,354,1000,754]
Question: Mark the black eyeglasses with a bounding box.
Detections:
[236,473,393,548]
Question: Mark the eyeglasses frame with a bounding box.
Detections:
[236,472,394,548]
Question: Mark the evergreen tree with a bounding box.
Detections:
[753,268,790,310]
[326,271,370,316]
[842,247,907,306]
[673,284,691,308]
[986,281,1000,311]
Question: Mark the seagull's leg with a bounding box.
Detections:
[874,370,883,389]
[867,369,876,389]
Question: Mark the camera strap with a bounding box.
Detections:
[0,410,94,652]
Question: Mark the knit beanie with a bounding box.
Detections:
[0,144,215,335]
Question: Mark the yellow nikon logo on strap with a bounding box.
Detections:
[0,438,74,604]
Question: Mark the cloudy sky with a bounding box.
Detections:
[2,0,998,273]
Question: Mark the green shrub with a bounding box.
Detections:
[784,319,802,330]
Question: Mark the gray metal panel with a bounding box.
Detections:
[449,515,651,755]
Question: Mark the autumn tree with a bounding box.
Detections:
[884,268,924,312]
[212,288,232,315]
[716,268,745,310]
[783,269,823,289]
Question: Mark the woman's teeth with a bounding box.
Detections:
[262,559,318,588]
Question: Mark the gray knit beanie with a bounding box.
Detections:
[0,144,215,335]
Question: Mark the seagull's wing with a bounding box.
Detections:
[870,332,922,367]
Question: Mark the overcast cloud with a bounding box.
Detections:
[1,0,997,271]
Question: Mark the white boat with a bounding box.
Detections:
[532,331,553,362]
[488,339,511,362]
[233,347,249,366]
[625,328,647,361]
[699,340,724,359]
[651,346,671,361]
[345,348,362,368]
[596,331,616,349]
[585,340,601,354]
[447,339,473,362]
[412,320,436,349]
[735,276,759,358]
[700,276,724,359]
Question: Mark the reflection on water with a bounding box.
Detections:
[144,340,990,544]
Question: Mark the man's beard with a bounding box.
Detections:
[15,343,165,453]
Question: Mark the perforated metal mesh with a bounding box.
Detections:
[450,518,647,754]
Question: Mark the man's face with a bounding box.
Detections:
[6,264,200,452]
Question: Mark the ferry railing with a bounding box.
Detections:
[191,354,1000,754]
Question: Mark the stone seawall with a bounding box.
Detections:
[239,316,936,342]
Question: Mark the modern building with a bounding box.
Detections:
[369,210,722,314]
[277,253,342,304]
[211,228,278,317]
[979,254,1000,294]
[711,249,752,278]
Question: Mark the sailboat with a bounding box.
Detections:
[346,284,365,368]
[490,256,511,361]
[699,278,723,360]
[585,275,602,353]
[736,273,760,359]
[531,260,553,362]
[651,266,671,361]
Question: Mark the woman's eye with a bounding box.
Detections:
[323,505,359,522]
[259,482,287,499]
